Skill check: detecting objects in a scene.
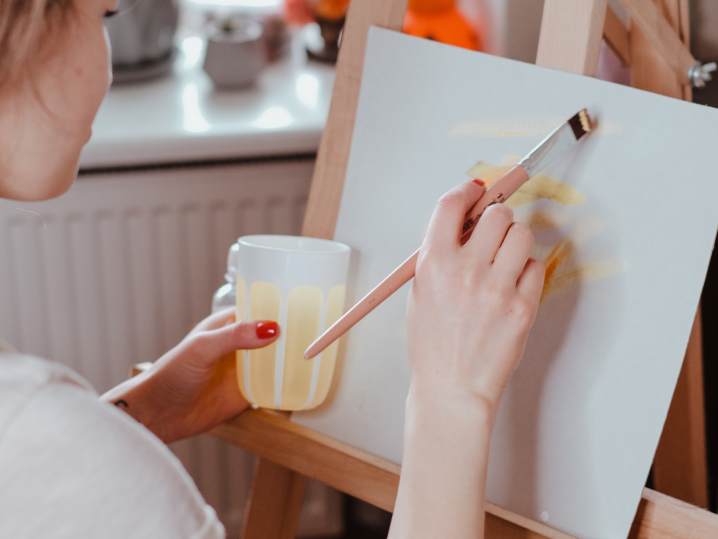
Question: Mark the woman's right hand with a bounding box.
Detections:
[406,179,545,413]
[390,180,545,539]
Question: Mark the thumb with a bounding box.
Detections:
[189,319,279,360]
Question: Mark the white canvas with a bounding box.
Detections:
[293,27,718,539]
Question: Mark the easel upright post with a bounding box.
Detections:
[536,0,608,76]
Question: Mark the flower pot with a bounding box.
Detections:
[203,17,265,89]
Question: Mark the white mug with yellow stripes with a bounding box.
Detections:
[235,235,351,411]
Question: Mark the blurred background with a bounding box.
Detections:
[0,1,716,537]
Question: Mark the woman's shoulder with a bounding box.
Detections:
[0,351,94,388]
[0,352,95,434]
[0,351,225,538]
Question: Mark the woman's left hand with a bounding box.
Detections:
[100,308,279,444]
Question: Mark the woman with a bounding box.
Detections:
[0,1,545,537]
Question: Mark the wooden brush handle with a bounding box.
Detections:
[304,248,419,358]
[462,165,530,240]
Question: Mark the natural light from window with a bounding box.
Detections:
[252,106,294,129]
[182,84,211,133]
[295,74,319,109]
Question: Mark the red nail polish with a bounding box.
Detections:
[472,178,485,186]
[256,321,278,339]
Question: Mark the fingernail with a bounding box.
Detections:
[472,178,485,186]
[256,321,278,339]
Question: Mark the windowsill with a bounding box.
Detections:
[80,23,335,170]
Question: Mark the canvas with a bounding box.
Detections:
[293,27,718,539]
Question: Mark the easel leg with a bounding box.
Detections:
[241,457,307,539]
[628,0,691,99]
[653,309,708,507]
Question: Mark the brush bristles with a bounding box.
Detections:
[567,108,593,140]
[578,109,592,133]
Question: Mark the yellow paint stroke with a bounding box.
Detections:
[438,156,624,300]
[541,249,623,301]
[466,161,586,208]
[516,209,574,232]
[466,162,511,182]
[500,155,522,166]
[449,117,621,138]
[510,177,586,208]
[524,210,622,302]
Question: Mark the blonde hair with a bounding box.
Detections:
[0,0,74,88]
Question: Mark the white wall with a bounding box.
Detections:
[465,0,545,63]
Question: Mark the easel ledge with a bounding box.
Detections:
[209,408,718,539]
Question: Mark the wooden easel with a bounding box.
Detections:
[208,1,718,537]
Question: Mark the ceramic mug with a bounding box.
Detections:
[235,235,350,411]
[203,17,265,88]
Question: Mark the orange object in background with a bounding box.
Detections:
[284,0,315,25]
[314,0,350,20]
[284,0,349,26]
[404,0,483,51]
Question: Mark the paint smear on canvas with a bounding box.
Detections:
[464,159,621,301]
[527,212,624,301]
[467,161,586,208]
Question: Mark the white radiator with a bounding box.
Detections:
[0,159,342,538]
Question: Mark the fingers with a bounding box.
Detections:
[465,203,515,266]
[190,307,235,334]
[189,319,280,361]
[493,222,534,284]
[517,258,546,300]
[424,180,486,254]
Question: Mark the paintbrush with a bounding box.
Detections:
[304,109,593,360]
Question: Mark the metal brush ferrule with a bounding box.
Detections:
[518,122,578,178]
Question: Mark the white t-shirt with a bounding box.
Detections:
[0,350,225,539]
